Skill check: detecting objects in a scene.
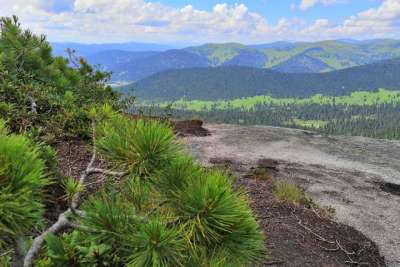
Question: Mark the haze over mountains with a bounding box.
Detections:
[53,39,400,83]
[51,42,173,57]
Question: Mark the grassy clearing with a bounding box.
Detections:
[251,167,272,182]
[273,181,306,205]
[290,119,327,129]
[157,89,400,111]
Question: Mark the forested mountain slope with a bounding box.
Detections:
[128,58,400,101]
[86,50,159,72]
[99,49,209,81]
[72,39,400,82]
[272,53,334,73]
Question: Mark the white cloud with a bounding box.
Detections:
[329,0,400,38]
[300,19,330,36]
[0,0,274,43]
[0,0,398,43]
[299,0,344,10]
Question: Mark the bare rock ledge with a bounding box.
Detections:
[185,124,400,267]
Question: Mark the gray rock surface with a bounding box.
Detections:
[185,124,400,267]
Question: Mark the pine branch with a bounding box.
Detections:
[71,120,97,210]
[66,48,80,68]
[23,209,72,267]
[146,200,169,217]
[0,249,13,257]
[88,168,127,177]
[27,96,37,114]
[23,120,127,267]
[65,221,92,232]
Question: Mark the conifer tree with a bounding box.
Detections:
[20,109,265,266]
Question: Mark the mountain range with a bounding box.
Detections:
[54,39,400,82]
[51,42,173,57]
[124,58,400,101]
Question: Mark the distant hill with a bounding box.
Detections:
[248,41,296,50]
[51,42,172,57]
[98,49,209,81]
[223,50,267,68]
[128,58,400,101]
[272,53,334,73]
[65,39,400,82]
[184,43,247,66]
[261,39,400,70]
[86,50,159,72]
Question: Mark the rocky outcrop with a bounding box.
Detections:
[185,124,400,267]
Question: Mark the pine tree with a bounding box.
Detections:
[0,119,50,259]
[18,109,265,267]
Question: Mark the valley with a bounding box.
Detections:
[161,89,400,110]
[135,89,400,140]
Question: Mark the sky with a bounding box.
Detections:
[0,0,399,44]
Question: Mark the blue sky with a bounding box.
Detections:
[0,0,398,43]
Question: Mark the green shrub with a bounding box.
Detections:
[154,154,202,200]
[0,16,119,137]
[0,119,8,135]
[0,254,11,267]
[26,127,59,174]
[66,115,266,266]
[43,231,116,267]
[0,102,13,119]
[81,191,142,254]
[96,113,180,177]
[273,180,306,205]
[169,169,264,266]
[127,218,186,267]
[33,113,265,266]
[0,130,50,249]
[120,177,151,213]
[251,167,272,181]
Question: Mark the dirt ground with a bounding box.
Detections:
[211,158,385,267]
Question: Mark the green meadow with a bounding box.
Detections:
[161,89,400,111]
